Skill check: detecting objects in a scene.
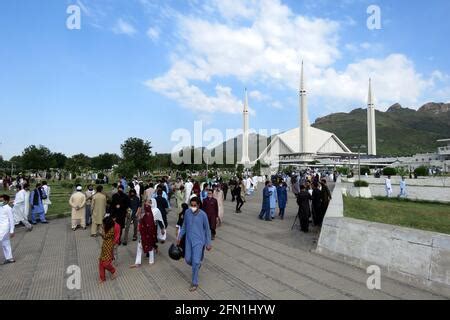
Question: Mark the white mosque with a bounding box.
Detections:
[239,61,377,170]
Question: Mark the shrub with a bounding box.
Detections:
[396,167,409,177]
[74,178,82,185]
[354,180,369,187]
[414,166,428,177]
[337,167,349,175]
[97,172,105,180]
[360,166,370,175]
[382,167,397,176]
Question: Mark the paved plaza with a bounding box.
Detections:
[0,188,447,300]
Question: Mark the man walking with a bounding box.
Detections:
[258,181,271,221]
[1,194,15,264]
[91,185,107,237]
[123,189,141,245]
[30,183,48,224]
[111,185,130,244]
[177,197,212,292]
[398,177,407,198]
[296,185,312,232]
[85,185,95,226]
[385,175,393,198]
[41,181,51,216]
[268,181,277,219]
[69,185,87,231]
[319,179,332,226]
[12,185,33,231]
[277,181,288,220]
[202,190,219,240]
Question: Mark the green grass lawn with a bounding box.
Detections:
[4,181,114,220]
[343,196,450,235]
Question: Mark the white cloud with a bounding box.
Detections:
[249,90,270,101]
[146,27,160,41]
[113,18,137,36]
[312,54,429,109]
[147,0,340,114]
[146,0,447,115]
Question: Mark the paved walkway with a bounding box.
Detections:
[0,189,446,300]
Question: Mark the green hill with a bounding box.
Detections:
[312,102,450,156]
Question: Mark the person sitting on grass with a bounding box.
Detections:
[99,217,117,284]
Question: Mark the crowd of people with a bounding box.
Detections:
[1,170,337,290]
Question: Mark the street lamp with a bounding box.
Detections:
[352,144,366,181]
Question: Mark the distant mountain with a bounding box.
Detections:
[173,133,270,165]
[209,133,270,164]
[312,102,450,156]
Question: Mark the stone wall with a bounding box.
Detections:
[316,179,450,297]
[341,177,450,203]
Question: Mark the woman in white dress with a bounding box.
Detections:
[213,185,224,225]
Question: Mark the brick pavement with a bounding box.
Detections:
[0,188,447,300]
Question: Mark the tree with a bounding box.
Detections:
[236,164,244,178]
[114,161,136,179]
[382,167,397,176]
[120,138,152,175]
[252,160,261,176]
[21,145,53,170]
[49,152,68,169]
[414,166,428,177]
[65,153,91,174]
[91,153,121,170]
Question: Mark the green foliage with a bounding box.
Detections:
[65,153,91,174]
[207,172,214,179]
[353,180,369,187]
[312,106,450,156]
[396,167,409,177]
[114,161,136,178]
[235,164,244,178]
[49,152,67,169]
[120,137,152,175]
[360,166,370,175]
[336,167,349,175]
[414,166,429,176]
[252,160,261,176]
[91,153,120,170]
[21,145,53,170]
[382,167,397,176]
[97,172,105,180]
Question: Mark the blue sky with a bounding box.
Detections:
[1,0,449,160]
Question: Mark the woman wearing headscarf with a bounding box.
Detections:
[150,198,166,245]
[213,185,224,225]
[130,199,158,267]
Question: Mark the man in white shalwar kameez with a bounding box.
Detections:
[1,194,15,264]
[184,179,193,204]
[41,181,51,215]
[12,185,33,231]
[245,177,252,195]
[385,176,393,198]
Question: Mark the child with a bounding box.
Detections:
[99,217,117,283]
[176,203,188,238]
[112,216,121,265]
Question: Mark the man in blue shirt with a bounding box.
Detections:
[177,197,212,292]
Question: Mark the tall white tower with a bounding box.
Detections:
[241,88,250,164]
[367,78,377,155]
[299,61,310,154]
